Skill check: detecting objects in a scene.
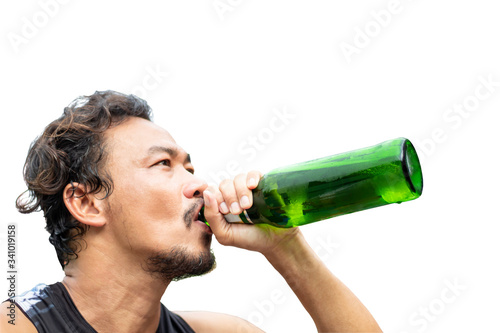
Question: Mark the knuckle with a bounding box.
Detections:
[235,174,251,192]
[248,170,262,177]
[219,179,233,190]
[235,173,247,181]
[206,185,218,193]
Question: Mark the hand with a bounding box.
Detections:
[203,173,382,333]
[203,171,299,255]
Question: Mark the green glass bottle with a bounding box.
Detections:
[219,137,423,228]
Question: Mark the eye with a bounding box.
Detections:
[154,159,171,167]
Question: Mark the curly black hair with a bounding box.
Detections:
[16,90,152,268]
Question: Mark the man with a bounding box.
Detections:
[1,91,381,332]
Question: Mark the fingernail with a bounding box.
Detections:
[248,178,257,187]
[204,190,212,207]
[220,202,229,214]
[240,195,250,208]
[230,202,240,214]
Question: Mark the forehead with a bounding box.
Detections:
[104,117,184,158]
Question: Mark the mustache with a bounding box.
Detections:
[183,199,204,228]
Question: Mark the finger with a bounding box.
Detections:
[206,185,227,214]
[236,171,263,209]
[203,189,235,246]
[202,189,224,226]
[246,170,262,190]
[234,173,253,210]
[219,178,241,215]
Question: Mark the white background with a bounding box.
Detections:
[1,1,499,332]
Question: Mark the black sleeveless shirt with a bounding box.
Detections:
[11,283,195,333]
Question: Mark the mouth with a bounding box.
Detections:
[197,206,207,223]
[193,202,212,234]
[194,203,203,222]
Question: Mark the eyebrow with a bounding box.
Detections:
[147,146,191,164]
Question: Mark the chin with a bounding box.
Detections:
[145,246,216,282]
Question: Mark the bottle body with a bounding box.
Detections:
[221,138,423,228]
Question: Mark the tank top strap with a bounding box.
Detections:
[12,282,195,333]
[12,282,97,332]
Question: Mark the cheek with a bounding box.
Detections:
[105,187,187,253]
[110,171,183,227]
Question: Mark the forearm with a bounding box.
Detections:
[263,230,382,333]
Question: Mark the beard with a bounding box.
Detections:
[144,199,215,282]
[145,246,216,282]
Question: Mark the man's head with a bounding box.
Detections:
[17,91,214,281]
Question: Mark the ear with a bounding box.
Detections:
[63,182,107,228]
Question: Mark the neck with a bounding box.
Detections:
[62,242,170,333]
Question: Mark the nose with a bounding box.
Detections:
[182,174,208,199]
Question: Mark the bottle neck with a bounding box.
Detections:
[224,211,255,224]
[199,207,255,224]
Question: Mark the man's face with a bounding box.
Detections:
[101,117,213,280]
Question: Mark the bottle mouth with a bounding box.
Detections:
[401,139,423,196]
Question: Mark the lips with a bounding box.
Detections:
[193,201,204,222]
[183,200,203,228]
[194,202,212,234]
[183,199,211,234]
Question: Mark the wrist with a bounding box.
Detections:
[263,229,316,271]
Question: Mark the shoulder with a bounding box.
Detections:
[175,311,264,333]
[0,301,37,333]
